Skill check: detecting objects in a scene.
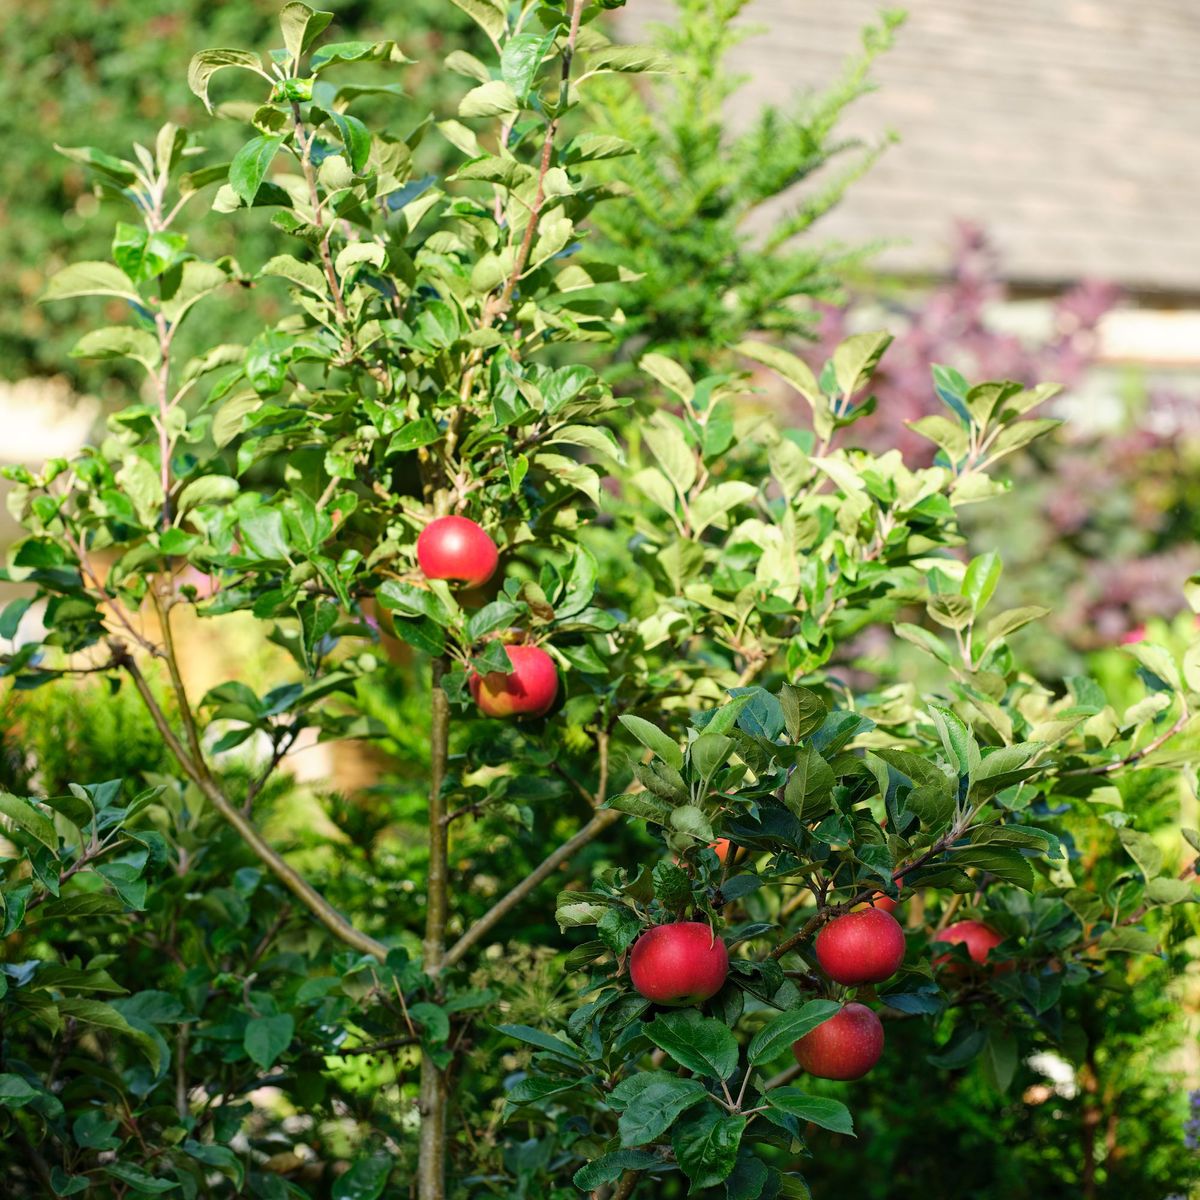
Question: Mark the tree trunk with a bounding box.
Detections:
[418,658,450,1199]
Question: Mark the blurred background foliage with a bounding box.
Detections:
[1,1,1198,1197]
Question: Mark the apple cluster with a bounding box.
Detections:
[625,895,1009,1085]
[416,516,559,719]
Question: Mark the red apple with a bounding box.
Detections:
[931,919,1011,974]
[470,644,558,718]
[417,516,498,587]
[792,1002,884,1081]
[629,921,729,1006]
[815,907,906,987]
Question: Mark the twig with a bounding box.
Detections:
[1063,706,1190,777]
[112,639,388,960]
[290,100,348,324]
[443,809,619,969]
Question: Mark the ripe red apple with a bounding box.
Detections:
[417,515,498,587]
[931,919,1011,974]
[470,644,558,718]
[792,1002,884,1081]
[629,921,729,1006]
[815,907,906,986]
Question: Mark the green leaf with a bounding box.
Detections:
[448,0,507,41]
[573,1151,661,1190]
[459,80,520,118]
[946,845,1034,890]
[645,1010,740,1080]
[670,805,715,843]
[280,2,334,63]
[1124,641,1183,691]
[691,732,734,781]
[927,595,974,632]
[50,1168,90,1196]
[161,260,229,325]
[176,475,239,514]
[0,1074,39,1109]
[981,606,1049,655]
[244,1013,294,1069]
[330,111,372,174]
[96,863,148,911]
[54,143,137,186]
[387,417,441,454]
[1146,877,1193,905]
[908,414,969,461]
[547,423,624,464]
[103,1163,178,1194]
[1098,927,1158,954]
[737,340,820,404]
[604,792,674,825]
[643,412,696,496]
[779,684,828,740]
[112,223,188,283]
[0,792,58,852]
[782,748,835,821]
[765,1088,855,1135]
[640,353,695,402]
[42,262,140,304]
[261,254,327,295]
[58,998,161,1071]
[182,1141,244,1192]
[188,48,266,112]
[71,326,159,373]
[927,704,974,777]
[238,506,291,562]
[496,1023,582,1060]
[331,1155,392,1200]
[962,551,1002,611]
[598,905,643,956]
[982,1031,1018,1091]
[690,482,757,535]
[501,29,557,100]
[985,418,1062,462]
[747,1000,840,1065]
[230,135,285,206]
[1118,828,1163,883]
[311,40,407,70]
[618,714,684,770]
[610,1072,708,1146]
[671,1106,745,1189]
[586,44,671,74]
[831,331,893,399]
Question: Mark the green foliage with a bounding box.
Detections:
[0,0,481,390]
[589,2,904,378]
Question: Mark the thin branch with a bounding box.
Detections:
[1063,705,1190,777]
[151,587,206,771]
[333,1033,420,1058]
[290,100,348,324]
[112,640,388,961]
[494,0,586,318]
[443,809,619,969]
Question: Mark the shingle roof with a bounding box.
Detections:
[623,0,1200,295]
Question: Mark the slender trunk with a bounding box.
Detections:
[418,657,451,1200]
[1080,1052,1100,1200]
